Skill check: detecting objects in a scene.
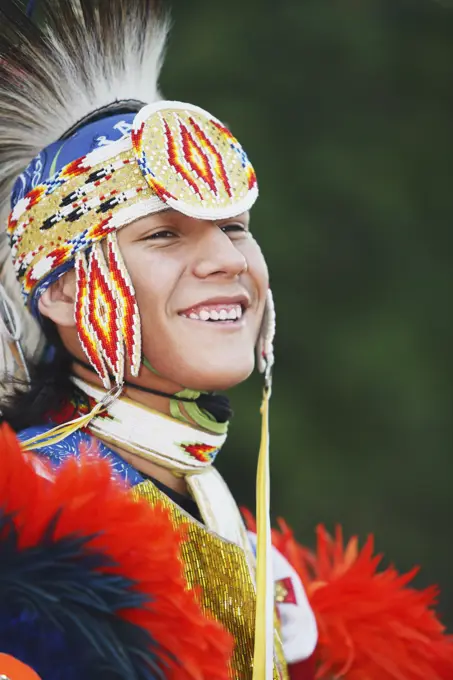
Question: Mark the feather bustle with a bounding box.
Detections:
[243,509,453,680]
[0,425,233,679]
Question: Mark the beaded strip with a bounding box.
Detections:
[75,234,142,388]
[106,232,141,378]
[75,249,110,386]
[8,139,158,303]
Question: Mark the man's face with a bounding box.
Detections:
[116,209,269,391]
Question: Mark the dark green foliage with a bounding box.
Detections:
[163,0,453,627]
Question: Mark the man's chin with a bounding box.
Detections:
[178,361,255,393]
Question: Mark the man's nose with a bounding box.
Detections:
[192,228,248,279]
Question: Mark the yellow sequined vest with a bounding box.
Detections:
[132,480,288,679]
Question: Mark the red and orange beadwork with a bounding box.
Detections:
[187,116,233,197]
[132,101,258,220]
[9,101,258,308]
[107,233,141,378]
[75,235,141,388]
[87,244,123,382]
[180,443,219,464]
[75,251,110,385]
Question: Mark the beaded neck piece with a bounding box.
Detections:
[71,377,227,473]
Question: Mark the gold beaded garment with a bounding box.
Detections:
[132,480,289,679]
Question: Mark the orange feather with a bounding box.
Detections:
[243,509,453,679]
[1,424,233,680]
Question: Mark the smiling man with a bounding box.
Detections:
[0,0,317,678]
[3,2,451,680]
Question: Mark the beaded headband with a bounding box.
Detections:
[8,101,258,307]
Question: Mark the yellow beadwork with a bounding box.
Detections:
[9,150,153,299]
[131,480,288,680]
[133,104,256,215]
[9,103,258,304]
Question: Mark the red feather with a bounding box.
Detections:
[243,510,453,679]
[0,654,41,680]
[1,424,233,680]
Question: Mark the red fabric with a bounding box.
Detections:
[288,655,316,680]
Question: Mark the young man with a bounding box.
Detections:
[0,0,316,678]
[0,2,451,679]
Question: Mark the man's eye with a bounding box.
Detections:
[221,223,246,234]
[146,230,176,240]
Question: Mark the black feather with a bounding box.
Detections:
[0,510,168,679]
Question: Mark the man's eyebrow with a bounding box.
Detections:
[217,215,249,224]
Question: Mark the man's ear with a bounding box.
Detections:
[37,270,77,327]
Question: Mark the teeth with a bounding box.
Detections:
[182,304,244,321]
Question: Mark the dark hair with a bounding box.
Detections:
[0,319,232,432]
[0,318,73,432]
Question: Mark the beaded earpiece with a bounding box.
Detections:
[106,232,141,378]
[256,288,276,385]
[75,234,141,389]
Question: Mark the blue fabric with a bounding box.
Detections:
[10,112,138,315]
[18,424,145,487]
[11,113,136,210]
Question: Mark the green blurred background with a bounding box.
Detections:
[163,0,453,627]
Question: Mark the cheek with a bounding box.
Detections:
[121,248,181,344]
[117,255,161,351]
[121,247,169,311]
[244,238,269,303]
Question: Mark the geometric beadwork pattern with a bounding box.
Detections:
[179,442,220,464]
[75,244,124,388]
[106,232,141,378]
[132,101,258,221]
[87,242,124,383]
[75,249,110,387]
[7,101,258,307]
[75,236,143,389]
[8,145,156,305]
